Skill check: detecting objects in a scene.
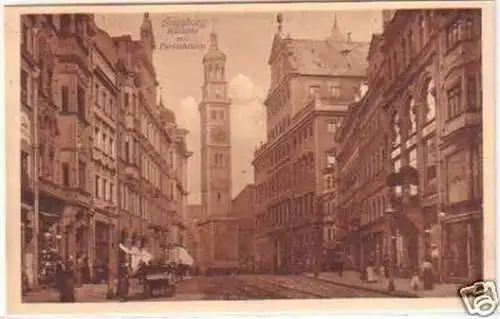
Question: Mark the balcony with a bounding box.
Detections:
[122,165,140,184]
[443,111,482,140]
[57,36,90,71]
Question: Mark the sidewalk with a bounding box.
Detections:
[22,283,144,303]
[303,271,460,298]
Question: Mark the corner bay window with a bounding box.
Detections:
[471,144,482,199]
[77,86,86,120]
[447,82,463,119]
[78,161,86,190]
[446,151,468,203]
[62,163,70,187]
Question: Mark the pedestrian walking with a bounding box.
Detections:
[366,256,377,283]
[337,253,344,277]
[410,265,421,291]
[382,255,389,278]
[56,258,76,302]
[421,256,434,290]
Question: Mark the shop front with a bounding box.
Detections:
[390,213,419,278]
[441,212,482,283]
[94,220,110,283]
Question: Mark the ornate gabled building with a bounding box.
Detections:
[252,14,368,274]
[336,9,483,283]
[21,14,70,288]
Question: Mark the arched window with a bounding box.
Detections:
[217,192,221,202]
[392,112,401,146]
[426,79,436,122]
[409,98,417,134]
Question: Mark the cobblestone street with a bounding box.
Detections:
[23,274,402,303]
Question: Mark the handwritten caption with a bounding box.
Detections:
[159,16,209,50]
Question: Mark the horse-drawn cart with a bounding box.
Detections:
[131,263,176,299]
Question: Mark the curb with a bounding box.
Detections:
[302,274,419,298]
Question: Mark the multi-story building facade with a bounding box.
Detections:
[320,143,342,269]
[20,13,191,288]
[21,14,71,287]
[336,9,482,283]
[91,26,121,277]
[232,184,256,273]
[252,15,368,274]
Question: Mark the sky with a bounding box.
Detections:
[94,10,382,205]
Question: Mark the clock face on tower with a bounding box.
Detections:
[210,127,228,144]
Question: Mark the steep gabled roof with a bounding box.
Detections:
[287,39,369,77]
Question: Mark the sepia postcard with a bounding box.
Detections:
[3,0,497,316]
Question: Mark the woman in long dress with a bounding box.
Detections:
[421,256,434,290]
[366,256,377,283]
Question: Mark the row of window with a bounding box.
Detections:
[339,144,386,194]
[324,227,336,242]
[445,15,476,53]
[60,160,86,190]
[255,153,315,203]
[210,109,225,121]
[324,174,336,191]
[268,114,291,140]
[141,112,164,156]
[256,193,315,230]
[269,124,314,168]
[119,183,173,226]
[393,80,436,147]
[360,195,389,226]
[123,91,139,114]
[60,85,87,122]
[323,199,336,216]
[213,152,226,166]
[308,81,341,100]
[94,174,115,202]
[446,73,481,120]
[94,82,117,120]
[387,11,431,82]
[94,122,116,158]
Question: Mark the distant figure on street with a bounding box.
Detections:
[421,256,434,290]
[55,258,75,302]
[410,265,421,291]
[366,256,377,283]
[430,244,440,281]
[337,253,344,277]
[382,255,389,278]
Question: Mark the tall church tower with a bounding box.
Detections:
[199,32,232,218]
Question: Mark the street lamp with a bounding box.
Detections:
[384,204,396,292]
[104,204,117,299]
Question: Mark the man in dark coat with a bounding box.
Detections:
[55,259,76,302]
